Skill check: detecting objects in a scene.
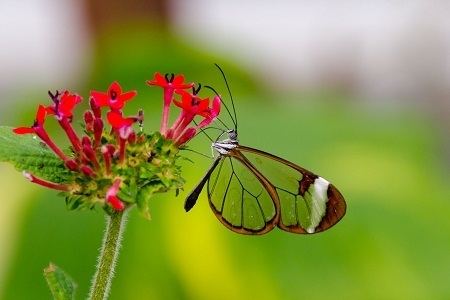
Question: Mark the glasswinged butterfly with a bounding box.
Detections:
[184,67,346,235]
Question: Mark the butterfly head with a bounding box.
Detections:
[227,129,238,141]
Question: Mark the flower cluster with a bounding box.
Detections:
[147,73,221,145]
[13,73,221,215]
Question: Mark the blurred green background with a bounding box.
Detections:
[0,1,449,300]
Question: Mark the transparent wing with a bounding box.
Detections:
[207,156,279,234]
[238,146,346,234]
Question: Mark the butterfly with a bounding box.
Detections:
[184,67,346,235]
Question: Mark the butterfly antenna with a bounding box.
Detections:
[204,85,236,130]
[214,130,229,142]
[192,120,214,143]
[180,147,213,159]
[214,63,238,131]
[215,117,231,131]
[201,125,228,132]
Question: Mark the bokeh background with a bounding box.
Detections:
[1,1,449,299]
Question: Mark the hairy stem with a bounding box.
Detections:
[88,210,128,300]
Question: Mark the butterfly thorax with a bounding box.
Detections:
[213,129,238,155]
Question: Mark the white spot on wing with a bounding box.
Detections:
[306,177,329,234]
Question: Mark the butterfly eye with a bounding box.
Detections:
[228,130,237,140]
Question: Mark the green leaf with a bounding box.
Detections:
[136,184,165,220]
[43,263,77,300]
[0,126,70,183]
[117,180,138,203]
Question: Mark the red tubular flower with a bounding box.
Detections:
[23,171,70,191]
[107,111,138,163]
[107,111,136,130]
[13,105,70,161]
[174,96,221,146]
[90,81,137,111]
[81,165,96,178]
[197,95,221,128]
[147,72,194,134]
[101,146,112,175]
[93,118,104,149]
[107,111,137,138]
[175,127,197,146]
[65,159,79,172]
[147,72,193,94]
[12,74,218,215]
[128,132,136,144]
[83,142,100,170]
[89,98,101,118]
[106,178,125,211]
[47,91,82,119]
[46,91,83,153]
[84,111,94,132]
[168,90,213,142]
[174,90,210,117]
[13,104,47,135]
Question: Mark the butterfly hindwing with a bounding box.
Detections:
[206,156,279,234]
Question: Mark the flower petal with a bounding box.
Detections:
[107,195,125,211]
[172,74,193,89]
[59,92,82,117]
[146,72,166,87]
[176,127,197,145]
[36,105,47,124]
[106,179,125,211]
[211,96,221,117]
[13,127,34,134]
[107,111,124,128]
[173,74,185,85]
[107,111,136,129]
[90,91,109,107]
[197,98,210,113]
[109,81,122,98]
[118,91,137,103]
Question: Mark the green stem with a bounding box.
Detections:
[88,210,128,300]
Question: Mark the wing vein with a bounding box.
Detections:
[210,158,224,194]
[220,159,234,213]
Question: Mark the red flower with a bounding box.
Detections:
[90,81,137,111]
[197,95,221,128]
[106,178,125,211]
[13,105,47,134]
[174,90,210,117]
[107,111,136,130]
[172,96,221,146]
[164,91,222,146]
[47,91,82,119]
[175,127,197,146]
[107,110,138,163]
[147,73,194,134]
[147,72,193,90]
[11,74,208,213]
[46,91,83,152]
[13,105,69,161]
[23,171,70,191]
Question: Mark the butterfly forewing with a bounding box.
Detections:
[207,156,278,234]
[236,146,346,234]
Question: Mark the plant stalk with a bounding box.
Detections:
[88,210,128,300]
